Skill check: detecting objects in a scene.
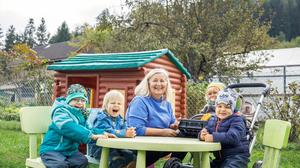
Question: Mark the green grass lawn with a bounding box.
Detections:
[0,122,299,168]
[0,128,28,168]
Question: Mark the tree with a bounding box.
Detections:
[0,25,3,48]
[75,1,272,81]
[36,18,50,46]
[71,9,117,52]
[49,21,71,44]
[115,0,272,81]
[4,25,17,51]
[23,18,36,48]
[0,50,15,80]
[72,23,90,37]
[263,0,300,41]
[0,43,48,81]
[96,9,116,31]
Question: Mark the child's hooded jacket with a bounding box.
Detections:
[40,97,92,156]
[205,114,250,159]
[202,89,250,159]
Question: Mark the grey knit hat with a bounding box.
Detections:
[215,89,238,112]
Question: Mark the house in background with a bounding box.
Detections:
[47,49,191,118]
[238,47,300,94]
[33,41,80,62]
[229,48,300,120]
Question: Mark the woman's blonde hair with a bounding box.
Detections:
[102,90,125,111]
[134,68,173,102]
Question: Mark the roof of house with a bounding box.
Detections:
[247,47,300,67]
[34,41,79,61]
[47,48,191,79]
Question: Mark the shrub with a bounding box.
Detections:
[264,81,300,142]
[186,82,207,117]
[0,101,21,121]
[0,111,20,121]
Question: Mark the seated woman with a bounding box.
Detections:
[126,68,186,167]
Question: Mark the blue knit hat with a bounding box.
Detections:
[66,84,88,104]
[215,89,238,112]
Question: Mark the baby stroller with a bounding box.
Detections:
[164,83,270,168]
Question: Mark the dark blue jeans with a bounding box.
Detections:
[40,151,88,168]
[211,154,249,168]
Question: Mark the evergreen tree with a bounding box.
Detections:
[4,25,17,51]
[263,0,300,41]
[36,18,50,46]
[23,18,36,48]
[15,34,23,44]
[49,21,71,44]
[0,25,3,48]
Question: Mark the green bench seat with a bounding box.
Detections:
[253,119,291,168]
[20,106,100,168]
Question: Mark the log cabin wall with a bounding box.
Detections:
[96,70,145,113]
[53,72,67,98]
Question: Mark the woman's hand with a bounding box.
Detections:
[161,128,178,137]
[126,127,136,138]
[170,120,180,130]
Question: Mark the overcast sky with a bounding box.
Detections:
[0,0,125,36]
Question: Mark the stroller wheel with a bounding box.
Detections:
[252,160,263,168]
[163,157,182,168]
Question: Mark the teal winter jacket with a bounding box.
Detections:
[40,97,92,156]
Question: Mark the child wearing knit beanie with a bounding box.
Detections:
[40,84,111,168]
[199,89,250,168]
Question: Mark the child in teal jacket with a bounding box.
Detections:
[40,84,108,168]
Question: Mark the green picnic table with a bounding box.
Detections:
[96,136,221,168]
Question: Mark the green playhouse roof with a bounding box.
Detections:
[47,49,191,79]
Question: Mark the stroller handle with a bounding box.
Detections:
[226,83,270,96]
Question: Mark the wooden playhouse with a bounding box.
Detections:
[47,49,191,118]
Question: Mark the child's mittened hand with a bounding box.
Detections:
[126,127,136,138]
